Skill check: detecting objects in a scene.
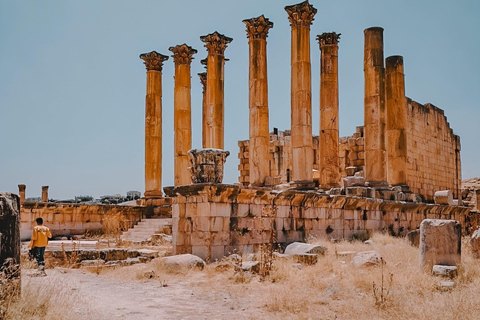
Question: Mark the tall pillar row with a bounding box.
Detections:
[364,27,387,186]
[285,0,317,188]
[243,15,273,187]
[317,32,341,189]
[140,51,168,199]
[169,44,197,186]
[200,32,233,150]
[385,55,407,186]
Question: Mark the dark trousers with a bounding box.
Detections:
[32,246,46,267]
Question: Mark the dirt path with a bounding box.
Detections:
[24,267,269,320]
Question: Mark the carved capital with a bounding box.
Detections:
[317,32,341,47]
[243,15,274,40]
[139,51,169,71]
[18,184,26,192]
[168,43,197,65]
[285,1,317,28]
[198,72,207,89]
[200,31,233,55]
[200,58,207,69]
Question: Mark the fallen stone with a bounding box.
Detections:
[241,261,260,273]
[227,253,242,261]
[432,265,458,278]
[434,190,454,205]
[284,242,327,256]
[246,253,256,261]
[419,219,461,270]
[80,259,105,266]
[437,280,455,290]
[352,251,382,267]
[292,263,304,270]
[121,257,142,266]
[137,249,159,259]
[163,254,206,270]
[345,166,357,177]
[364,239,375,245]
[336,251,356,258]
[470,229,480,259]
[294,253,318,265]
[272,252,290,259]
[406,229,420,247]
[343,176,366,188]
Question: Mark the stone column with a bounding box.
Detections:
[198,63,207,148]
[317,32,341,189]
[364,27,387,186]
[385,55,407,186]
[200,32,233,149]
[285,1,317,188]
[140,51,169,199]
[243,15,273,187]
[18,184,26,204]
[169,44,197,186]
[41,186,48,202]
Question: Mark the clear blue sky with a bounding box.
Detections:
[1,0,479,199]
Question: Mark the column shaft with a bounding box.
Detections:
[318,32,341,189]
[385,55,407,186]
[199,72,207,148]
[244,15,273,187]
[41,186,48,202]
[18,184,26,204]
[364,27,387,185]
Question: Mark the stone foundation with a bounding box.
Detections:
[165,184,477,261]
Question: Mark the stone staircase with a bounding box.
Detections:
[121,218,172,244]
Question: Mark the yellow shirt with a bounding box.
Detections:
[29,225,52,248]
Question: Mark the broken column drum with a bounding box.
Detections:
[385,55,407,186]
[188,149,230,184]
[18,184,25,204]
[140,51,169,199]
[41,185,49,202]
[169,44,197,186]
[285,1,317,187]
[243,15,273,187]
[200,32,233,150]
[364,27,387,185]
[317,32,341,189]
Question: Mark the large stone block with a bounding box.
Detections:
[434,190,454,205]
[0,193,21,282]
[419,219,461,270]
[470,229,480,259]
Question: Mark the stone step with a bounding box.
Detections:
[120,218,172,243]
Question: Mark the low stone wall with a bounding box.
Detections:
[20,203,147,240]
[165,184,477,261]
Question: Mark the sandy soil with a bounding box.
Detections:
[24,267,269,320]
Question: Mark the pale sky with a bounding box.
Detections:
[1,0,479,199]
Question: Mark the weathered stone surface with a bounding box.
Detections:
[188,149,230,184]
[432,265,458,278]
[163,254,206,270]
[419,219,461,270]
[470,229,480,259]
[81,259,105,266]
[345,167,356,177]
[352,250,382,267]
[0,193,21,280]
[284,242,326,256]
[294,253,318,265]
[241,261,260,273]
[343,176,366,188]
[406,229,420,247]
[434,190,454,205]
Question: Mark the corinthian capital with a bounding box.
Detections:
[200,31,233,55]
[285,1,317,28]
[168,44,197,65]
[198,72,207,88]
[139,51,169,71]
[243,15,274,40]
[317,32,341,47]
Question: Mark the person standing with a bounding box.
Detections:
[28,217,52,275]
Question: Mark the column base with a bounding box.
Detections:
[289,180,316,190]
[144,190,164,199]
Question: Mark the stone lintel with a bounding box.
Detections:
[200,31,233,55]
[285,0,317,27]
[317,32,341,47]
[243,15,274,40]
[140,51,169,71]
[168,43,197,65]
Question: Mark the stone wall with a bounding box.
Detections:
[20,203,146,240]
[166,184,476,261]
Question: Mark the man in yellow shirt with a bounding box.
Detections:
[28,217,52,274]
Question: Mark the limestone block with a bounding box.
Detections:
[470,229,480,259]
[164,253,206,269]
[406,229,420,247]
[329,188,344,196]
[352,251,382,267]
[345,166,357,177]
[284,242,326,256]
[210,246,225,261]
[432,265,458,278]
[419,219,461,270]
[343,176,366,188]
[346,187,370,198]
[434,190,454,205]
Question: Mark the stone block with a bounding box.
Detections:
[211,203,231,217]
[210,246,225,261]
[343,176,366,188]
[470,229,480,259]
[193,217,210,232]
[406,229,420,247]
[345,166,357,177]
[434,190,454,205]
[419,219,461,270]
[346,187,370,198]
[432,265,458,278]
[196,203,212,217]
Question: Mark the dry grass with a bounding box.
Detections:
[101,213,129,245]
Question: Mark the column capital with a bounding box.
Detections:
[243,15,274,40]
[18,184,26,192]
[317,32,341,47]
[200,58,207,69]
[285,1,317,27]
[139,51,169,71]
[200,31,233,55]
[198,72,207,88]
[168,44,197,65]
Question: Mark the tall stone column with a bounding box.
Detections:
[140,51,169,199]
[41,186,48,202]
[18,184,26,204]
[317,32,341,189]
[364,27,387,186]
[200,32,233,149]
[243,15,273,187]
[285,1,317,188]
[385,55,407,186]
[169,44,197,186]
[199,59,207,148]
